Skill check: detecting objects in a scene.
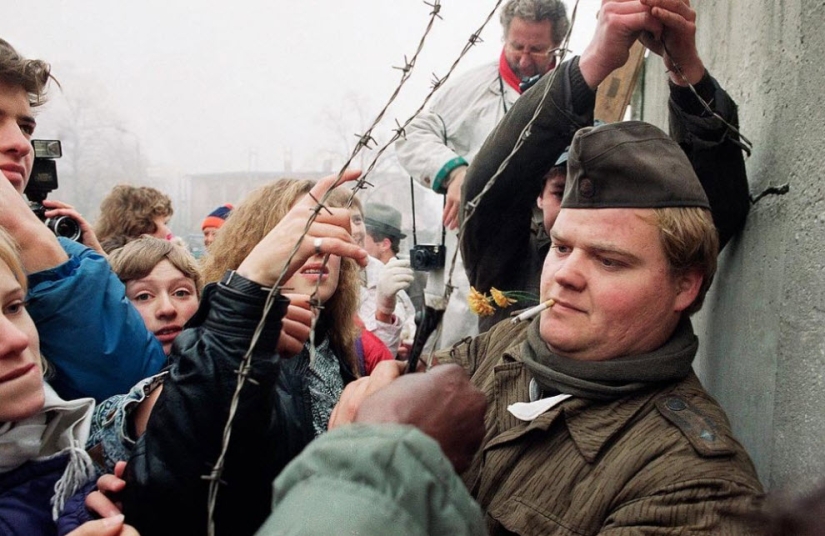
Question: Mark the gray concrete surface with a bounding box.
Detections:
[638,0,825,493]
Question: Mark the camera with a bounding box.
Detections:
[25,140,82,242]
[409,244,446,272]
[520,74,541,93]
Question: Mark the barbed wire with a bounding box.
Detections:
[203,1,504,533]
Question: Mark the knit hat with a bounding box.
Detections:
[364,202,406,239]
[562,121,709,210]
[201,203,233,230]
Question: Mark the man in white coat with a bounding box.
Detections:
[395,0,569,349]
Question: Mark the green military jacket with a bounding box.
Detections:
[439,319,764,536]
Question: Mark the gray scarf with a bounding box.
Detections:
[0,383,96,520]
[302,337,344,437]
[522,316,698,401]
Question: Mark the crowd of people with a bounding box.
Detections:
[1,0,822,535]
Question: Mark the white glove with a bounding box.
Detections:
[376,258,415,315]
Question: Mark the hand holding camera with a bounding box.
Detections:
[40,199,105,255]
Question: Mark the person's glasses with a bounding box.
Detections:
[505,41,558,61]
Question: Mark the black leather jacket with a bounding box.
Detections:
[122,272,320,536]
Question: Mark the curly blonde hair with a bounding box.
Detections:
[201,178,360,373]
[95,185,173,253]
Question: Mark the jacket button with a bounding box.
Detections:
[666,398,687,411]
[699,430,717,442]
[579,178,595,198]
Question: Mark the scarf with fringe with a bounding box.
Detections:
[0,383,96,520]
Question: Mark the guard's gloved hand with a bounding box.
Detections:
[376,258,414,316]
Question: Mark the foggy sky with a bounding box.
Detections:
[5,0,598,176]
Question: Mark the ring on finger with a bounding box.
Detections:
[313,237,323,256]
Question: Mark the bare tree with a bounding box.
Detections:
[35,68,148,222]
[313,91,442,241]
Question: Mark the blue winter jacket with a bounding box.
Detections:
[0,454,91,536]
[26,238,167,402]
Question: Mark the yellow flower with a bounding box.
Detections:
[468,287,495,317]
[490,287,517,308]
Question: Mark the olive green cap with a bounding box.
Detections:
[561,121,710,210]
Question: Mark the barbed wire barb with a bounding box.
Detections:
[424,0,442,19]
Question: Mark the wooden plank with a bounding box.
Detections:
[594,41,646,123]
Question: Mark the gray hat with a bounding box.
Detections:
[562,121,710,210]
[364,202,406,239]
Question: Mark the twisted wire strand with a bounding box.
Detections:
[660,38,753,156]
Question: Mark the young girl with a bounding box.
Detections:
[84,237,203,476]
[107,237,202,355]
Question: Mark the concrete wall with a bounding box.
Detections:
[638,0,825,493]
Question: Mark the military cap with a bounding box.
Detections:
[364,202,406,239]
[562,121,710,209]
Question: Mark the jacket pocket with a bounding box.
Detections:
[489,495,590,536]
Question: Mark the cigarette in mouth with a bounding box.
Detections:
[511,299,556,324]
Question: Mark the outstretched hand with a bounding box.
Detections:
[376,258,414,315]
[276,293,314,358]
[329,363,486,472]
[580,0,661,88]
[73,461,139,535]
[65,516,139,536]
[328,360,407,429]
[0,171,69,272]
[236,170,368,288]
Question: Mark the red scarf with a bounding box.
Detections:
[499,49,523,94]
[499,49,558,94]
